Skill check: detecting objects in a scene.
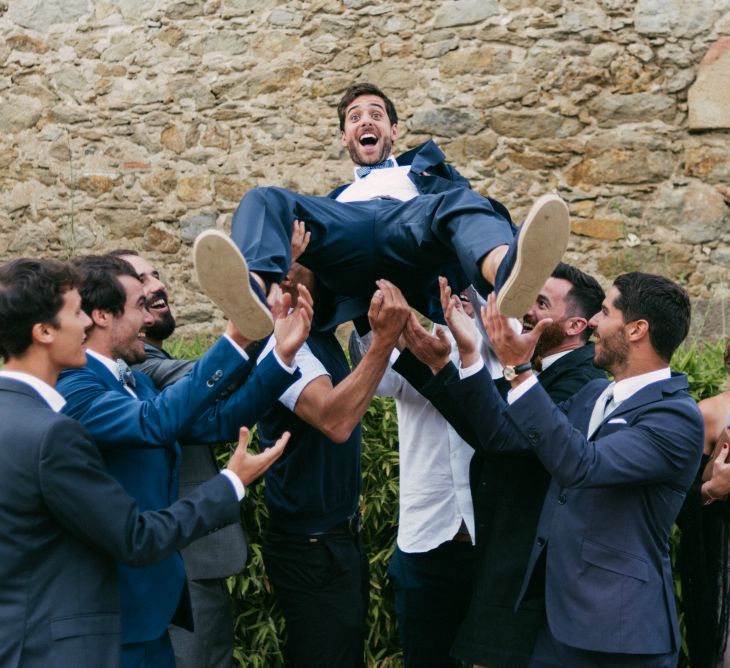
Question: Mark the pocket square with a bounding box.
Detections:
[607,418,627,424]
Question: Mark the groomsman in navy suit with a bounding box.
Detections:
[0,258,289,668]
[56,254,313,668]
[432,272,703,668]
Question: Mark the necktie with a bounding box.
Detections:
[355,157,397,178]
[115,358,136,389]
[587,384,615,437]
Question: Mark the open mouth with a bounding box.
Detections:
[147,293,169,312]
[359,133,378,146]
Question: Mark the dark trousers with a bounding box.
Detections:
[262,530,370,668]
[231,186,513,328]
[168,578,233,668]
[388,542,476,668]
[529,624,678,668]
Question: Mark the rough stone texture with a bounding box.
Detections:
[0,0,729,337]
[688,37,730,129]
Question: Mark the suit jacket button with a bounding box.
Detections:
[536,536,546,547]
[528,431,539,443]
[206,370,224,387]
[558,494,567,505]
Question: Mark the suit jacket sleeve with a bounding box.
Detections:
[41,416,240,567]
[181,349,300,443]
[446,369,704,488]
[60,337,294,449]
[392,351,484,449]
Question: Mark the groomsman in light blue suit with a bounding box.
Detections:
[57,254,313,668]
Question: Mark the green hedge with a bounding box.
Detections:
[168,337,727,668]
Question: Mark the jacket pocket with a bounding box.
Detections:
[581,539,649,582]
[50,613,121,640]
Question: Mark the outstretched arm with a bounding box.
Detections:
[293,280,410,443]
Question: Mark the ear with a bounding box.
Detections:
[566,316,589,337]
[31,321,55,346]
[90,308,113,330]
[625,319,649,342]
[390,123,399,141]
[340,129,348,147]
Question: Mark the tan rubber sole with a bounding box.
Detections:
[496,194,570,318]
[193,230,274,340]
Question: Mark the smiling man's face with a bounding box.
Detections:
[121,254,176,344]
[340,94,398,166]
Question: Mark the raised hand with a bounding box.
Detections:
[226,427,290,486]
[290,219,311,262]
[274,283,314,365]
[483,292,550,367]
[438,276,478,366]
[367,279,410,347]
[402,312,451,373]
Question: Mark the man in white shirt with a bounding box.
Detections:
[0,257,288,668]
[349,314,479,668]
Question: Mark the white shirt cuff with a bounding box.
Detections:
[271,348,297,374]
[220,469,246,501]
[507,374,539,404]
[222,334,250,361]
[459,359,485,379]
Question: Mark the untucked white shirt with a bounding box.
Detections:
[354,328,475,553]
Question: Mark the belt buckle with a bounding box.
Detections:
[348,512,361,536]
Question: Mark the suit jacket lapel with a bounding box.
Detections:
[593,373,688,436]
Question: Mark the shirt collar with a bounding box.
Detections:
[539,349,573,372]
[612,367,671,405]
[85,348,121,381]
[0,370,66,412]
[352,155,398,181]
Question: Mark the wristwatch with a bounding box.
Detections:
[502,362,533,381]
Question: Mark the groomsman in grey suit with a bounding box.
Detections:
[115,249,248,668]
[0,257,288,668]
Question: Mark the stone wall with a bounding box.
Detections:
[1,0,729,337]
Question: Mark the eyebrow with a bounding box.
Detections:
[346,102,387,115]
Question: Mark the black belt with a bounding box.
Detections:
[269,513,361,542]
[309,513,361,537]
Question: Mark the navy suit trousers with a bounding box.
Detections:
[231,186,513,327]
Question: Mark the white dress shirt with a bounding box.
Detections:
[335,156,419,203]
[354,328,475,553]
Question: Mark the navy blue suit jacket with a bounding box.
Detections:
[57,339,299,643]
[0,377,242,668]
[441,368,703,655]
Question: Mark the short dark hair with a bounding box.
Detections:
[551,262,605,342]
[0,258,80,362]
[337,82,398,131]
[612,272,691,363]
[72,254,140,317]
